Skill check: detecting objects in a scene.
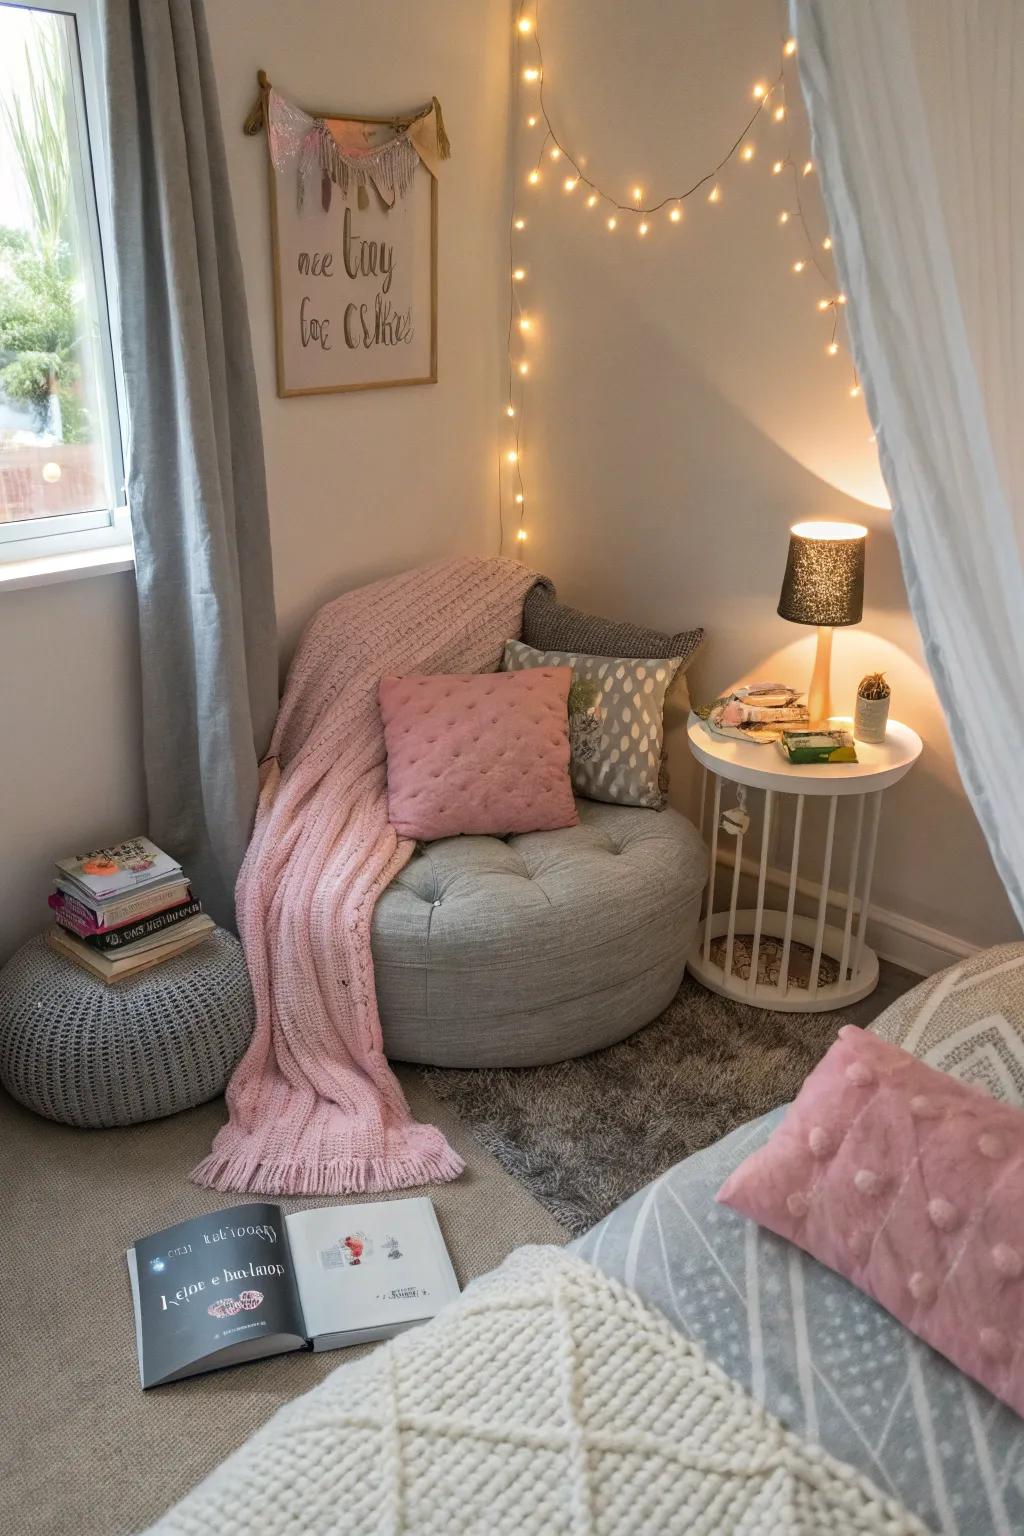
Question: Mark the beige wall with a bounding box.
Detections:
[0,573,147,959]
[0,0,511,960]
[207,0,515,658]
[513,0,1019,954]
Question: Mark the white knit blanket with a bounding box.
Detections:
[147,1247,925,1536]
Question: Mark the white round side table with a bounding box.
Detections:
[686,713,922,1013]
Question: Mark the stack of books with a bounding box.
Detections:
[46,837,214,984]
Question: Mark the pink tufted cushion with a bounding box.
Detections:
[379,668,578,841]
[718,1026,1024,1417]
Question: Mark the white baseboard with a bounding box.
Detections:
[714,848,977,978]
[862,902,978,977]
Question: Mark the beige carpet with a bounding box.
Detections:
[0,1071,566,1536]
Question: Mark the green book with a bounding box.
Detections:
[779,730,858,764]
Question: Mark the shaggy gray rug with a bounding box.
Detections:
[421,975,884,1237]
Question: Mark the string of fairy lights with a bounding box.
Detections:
[501,5,863,556]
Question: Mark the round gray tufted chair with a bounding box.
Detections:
[371,798,706,1067]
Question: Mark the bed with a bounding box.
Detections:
[147,947,1024,1535]
[575,1107,1023,1536]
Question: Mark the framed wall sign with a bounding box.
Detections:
[246,72,446,396]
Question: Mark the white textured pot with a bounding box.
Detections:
[854,693,890,744]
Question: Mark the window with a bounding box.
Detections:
[0,0,128,566]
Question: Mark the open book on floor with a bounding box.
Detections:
[127,1198,459,1389]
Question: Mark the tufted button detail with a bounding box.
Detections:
[846,1061,875,1088]
[909,1095,941,1120]
[786,1191,810,1219]
[808,1126,835,1158]
[980,1327,1010,1361]
[992,1244,1023,1278]
[847,1228,872,1262]
[908,1272,936,1305]
[853,1168,884,1197]
[927,1197,960,1232]
[978,1131,1009,1160]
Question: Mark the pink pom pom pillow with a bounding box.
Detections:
[718,1026,1024,1417]
[378,668,578,841]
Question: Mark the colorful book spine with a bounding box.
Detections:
[50,881,190,932]
[57,899,203,952]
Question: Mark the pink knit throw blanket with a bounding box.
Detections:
[192,556,538,1196]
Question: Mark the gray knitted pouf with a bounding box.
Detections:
[0,929,254,1127]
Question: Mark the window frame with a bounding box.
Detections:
[0,0,132,567]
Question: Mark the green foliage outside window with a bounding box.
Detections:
[0,21,90,443]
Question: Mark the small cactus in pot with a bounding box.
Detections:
[854,671,891,744]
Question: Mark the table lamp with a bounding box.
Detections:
[777,520,866,727]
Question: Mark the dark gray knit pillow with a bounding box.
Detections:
[523,582,703,669]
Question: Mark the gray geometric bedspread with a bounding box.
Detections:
[574,1110,1024,1536]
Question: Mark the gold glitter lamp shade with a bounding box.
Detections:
[778,520,867,727]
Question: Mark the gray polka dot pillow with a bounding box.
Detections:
[501,639,682,809]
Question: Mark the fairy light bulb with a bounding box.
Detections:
[669,206,682,222]
[778,210,790,224]
[517,16,532,33]
[817,298,831,311]
[506,404,516,417]
[515,493,525,504]
[850,383,862,397]
[772,160,784,175]
[514,218,525,230]
[822,236,832,250]
[549,146,561,160]
[803,161,814,176]
[513,267,525,280]
[638,220,649,236]
[792,260,805,273]
[753,82,767,100]
[632,185,643,203]
[506,450,518,464]
[586,193,598,208]
[773,105,785,122]
[518,361,529,375]
[523,67,539,81]
[827,342,839,356]
[741,144,755,162]
[784,37,797,56]
[837,292,847,304]
[516,528,528,542]
[708,184,721,203]
[606,215,617,231]
[563,176,578,192]
[527,115,538,127]
[519,316,532,333]
[528,169,540,185]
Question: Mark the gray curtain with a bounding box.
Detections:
[102,0,278,929]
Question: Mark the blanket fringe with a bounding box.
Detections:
[190,1144,466,1197]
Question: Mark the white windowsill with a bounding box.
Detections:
[0,542,135,592]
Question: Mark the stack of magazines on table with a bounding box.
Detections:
[698,682,857,762]
[47,836,213,983]
[698,682,809,743]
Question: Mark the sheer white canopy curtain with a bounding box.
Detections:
[793,0,1024,928]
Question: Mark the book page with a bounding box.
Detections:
[131,1203,305,1387]
[285,1197,460,1344]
